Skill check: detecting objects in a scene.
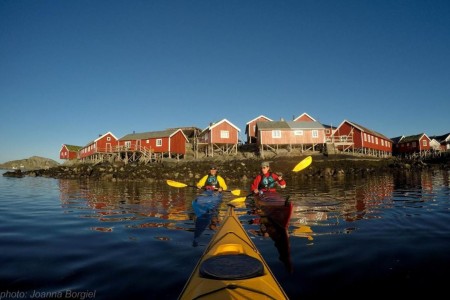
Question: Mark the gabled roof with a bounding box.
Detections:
[84,132,118,147]
[293,113,316,122]
[390,136,404,144]
[201,119,241,134]
[61,144,83,152]
[429,133,450,143]
[337,120,391,141]
[166,127,202,139]
[400,133,430,143]
[246,115,273,125]
[119,129,188,142]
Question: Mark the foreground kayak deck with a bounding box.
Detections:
[179,204,289,300]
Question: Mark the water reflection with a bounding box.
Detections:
[58,179,193,233]
[246,195,293,273]
[57,170,450,239]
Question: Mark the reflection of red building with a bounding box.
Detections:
[58,180,191,232]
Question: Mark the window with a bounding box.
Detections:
[294,130,303,136]
[146,140,149,143]
[312,130,318,138]
[381,140,384,146]
[422,140,427,146]
[325,129,330,134]
[375,137,378,144]
[272,130,281,138]
[364,133,367,141]
[107,137,111,141]
[156,139,162,147]
[220,130,229,138]
[125,141,131,148]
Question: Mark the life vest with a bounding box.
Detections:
[258,172,276,191]
[205,175,219,190]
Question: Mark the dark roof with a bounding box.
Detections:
[429,133,450,142]
[400,133,426,143]
[256,121,290,130]
[390,136,404,144]
[119,129,180,141]
[345,120,391,141]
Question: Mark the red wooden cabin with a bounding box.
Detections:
[245,115,273,144]
[332,120,392,157]
[197,119,240,157]
[117,129,188,158]
[59,144,82,160]
[393,133,431,157]
[79,132,119,161]
[255,119,326,156]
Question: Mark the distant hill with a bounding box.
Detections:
[0,156,60,170]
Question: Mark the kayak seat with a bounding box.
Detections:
[199,254,264,280]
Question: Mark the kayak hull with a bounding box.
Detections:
[179,205,289,300]
[192,190,223,217]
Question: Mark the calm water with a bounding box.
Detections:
[0,170,449,299]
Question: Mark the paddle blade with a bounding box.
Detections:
[230,189,241,196]
[292,156,312,172]
[229,197,247,204]
[166,180,187,188]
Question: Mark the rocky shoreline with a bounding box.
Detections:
[3,154,449,185]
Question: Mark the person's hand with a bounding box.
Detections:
[280,184,286,189]
[253,189,259,194]
[277,172,283,180]
[218,187,223,192]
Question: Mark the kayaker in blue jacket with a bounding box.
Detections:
[251,161,286,194]
[196,165,228,192]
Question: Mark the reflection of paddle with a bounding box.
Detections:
[292,225,314,241]
[229,156,313,204]
[166,180,241,196]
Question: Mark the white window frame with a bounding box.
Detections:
[312,130,318,138]
[156,139,162,147]
[294,130,303,136]
[272,130,281,138]
[220,130,229,139]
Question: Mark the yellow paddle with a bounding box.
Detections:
[229,156,313,204]
[166,180,242,196]
[292,155,312,172]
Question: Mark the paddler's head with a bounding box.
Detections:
[261,162,270,174]
[209,165,218,175]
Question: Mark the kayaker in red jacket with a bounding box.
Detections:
[251,161,286,194]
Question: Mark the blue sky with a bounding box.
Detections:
[1,0,449,163]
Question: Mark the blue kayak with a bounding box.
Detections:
[192,190,223,217]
